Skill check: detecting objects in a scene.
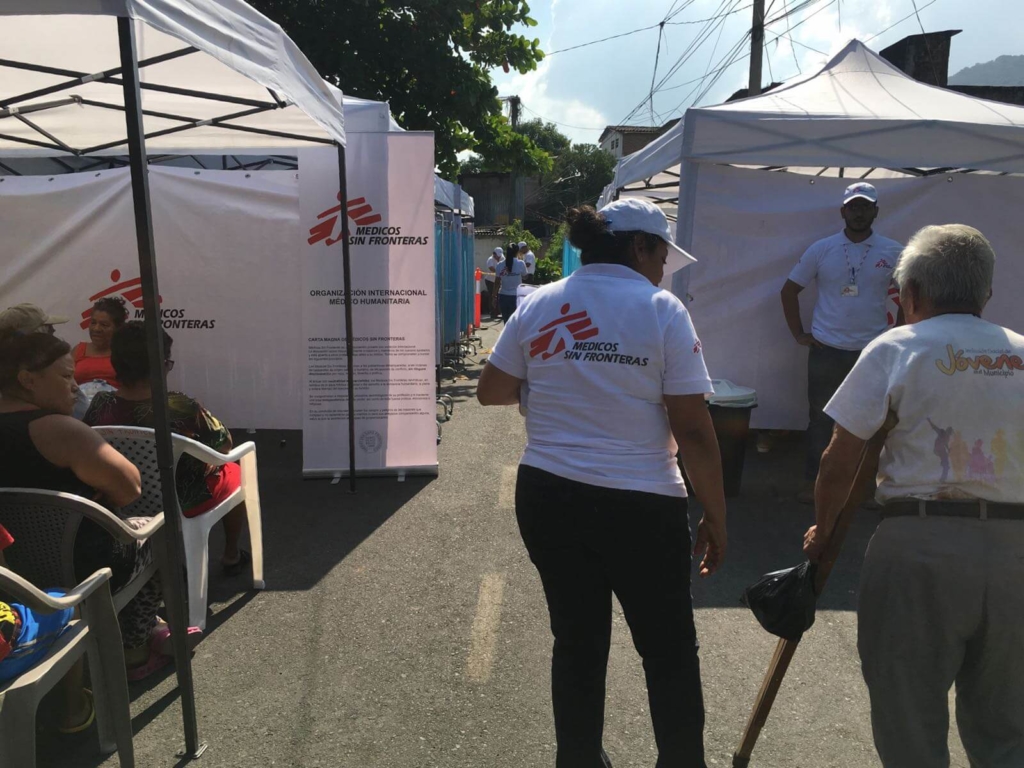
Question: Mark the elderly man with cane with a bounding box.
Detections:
[803,224,1024,768]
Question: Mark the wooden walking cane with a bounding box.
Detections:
[731,413,897,768]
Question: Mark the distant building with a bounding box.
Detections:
[881,30,1024,107]
[459,172,543,226]
[599,121,680,159]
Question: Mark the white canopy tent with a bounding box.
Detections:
[665,40,1024,429]
[0,1,351,755]
[0,1,345,156]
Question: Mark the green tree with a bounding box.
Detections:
[250,0,547,178]
[531,143,616,223]
[459,118,563,175]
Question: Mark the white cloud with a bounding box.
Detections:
[494,0,610,145]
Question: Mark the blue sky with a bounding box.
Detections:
[489,0,1021,145]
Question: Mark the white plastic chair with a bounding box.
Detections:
[0,489,165,618]
[0,566,135,768]
[92,427,265,631]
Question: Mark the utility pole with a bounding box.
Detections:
[749,0,765,96]
[507,95,521,225]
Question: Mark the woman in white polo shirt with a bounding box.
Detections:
[478,199,727,768]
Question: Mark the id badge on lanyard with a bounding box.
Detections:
[842,242,870,298]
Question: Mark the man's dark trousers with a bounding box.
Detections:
[515,465,707,768]
[806,342,862,480]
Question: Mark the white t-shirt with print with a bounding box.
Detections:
[488,263,713,497]
[825,314,1024,504]
[485,255,503,283]
[497,258,528,296]
[523,250,536,275]
[789,231,903,351]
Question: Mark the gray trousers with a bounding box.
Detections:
[858,516,1024,768]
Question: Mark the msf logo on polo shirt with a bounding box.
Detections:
[529,303,599,360]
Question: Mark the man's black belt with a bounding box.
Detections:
[882,499,1024,521]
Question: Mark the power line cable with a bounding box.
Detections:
[865,0,940,42]
[620,0,741,123]
[910,0,942,83]
[780,0,802,72]
[545,23,662,56]
[519,104,604,132]
[649,22,666,123]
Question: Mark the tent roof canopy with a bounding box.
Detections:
[686,39,1024,173]
[0,0,346,156]
[611,39,1024,191]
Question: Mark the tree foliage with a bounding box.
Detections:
[531,143,616,224]
[249,0,547,178]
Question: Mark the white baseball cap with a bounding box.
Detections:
[518,241,528,249]
[598,198,697,274]
[843,182,878,205]
[493,246,503,256]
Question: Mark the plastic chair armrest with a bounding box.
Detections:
[0,566,113,612]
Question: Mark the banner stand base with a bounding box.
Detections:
[303,465,439,480]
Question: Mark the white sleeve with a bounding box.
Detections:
[788,242,820,287]
[663,309,714,396]
[488,311,528,380]
[823,343,891,440]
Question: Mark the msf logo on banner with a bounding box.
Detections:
[308,193,429,248]
[307,193,383,246]
[84,269,217,331]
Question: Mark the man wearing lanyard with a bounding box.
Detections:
[781,183,903,503]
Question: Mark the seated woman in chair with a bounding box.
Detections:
[0,331,180,704]
[83,322,250,575]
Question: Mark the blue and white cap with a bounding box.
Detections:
[843,182,878,205]
[598,197,697,273]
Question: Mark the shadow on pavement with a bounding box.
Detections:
[206,428,434,600]
[688,431,879,613]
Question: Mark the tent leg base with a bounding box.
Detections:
[177,742,209,760]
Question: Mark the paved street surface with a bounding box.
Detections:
[46,319,968,768]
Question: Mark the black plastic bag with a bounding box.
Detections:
[741,561,818,641]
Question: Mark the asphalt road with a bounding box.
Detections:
[45,319,968,768]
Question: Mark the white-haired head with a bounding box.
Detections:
[894,224,994,316]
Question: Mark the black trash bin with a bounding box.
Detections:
[707,380,757,498]
[680,380,758,498]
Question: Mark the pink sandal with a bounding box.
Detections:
[126,649,172,681]
[150,624,203,657]
[125,624,203,682]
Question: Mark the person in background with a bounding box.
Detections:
[0,303,69,337]
[74,297,129,388]
[485,246,504,321]
[478,198,727,768]
[0,331,174,711]
[519,240,537,283]
[84,322,250,577]
[803,225,1024,768]
[0,302,95,418]
[494,242,528,324]
[780,182,903,503]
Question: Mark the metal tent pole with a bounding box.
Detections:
[336,142,357,492]
[117,16,204,758]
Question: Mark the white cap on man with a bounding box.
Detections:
[843,182,878,205]
[493,246,503,257]
[518,241,528,250]
[598,197,697,274]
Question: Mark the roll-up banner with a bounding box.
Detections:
[299,134,438,477]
